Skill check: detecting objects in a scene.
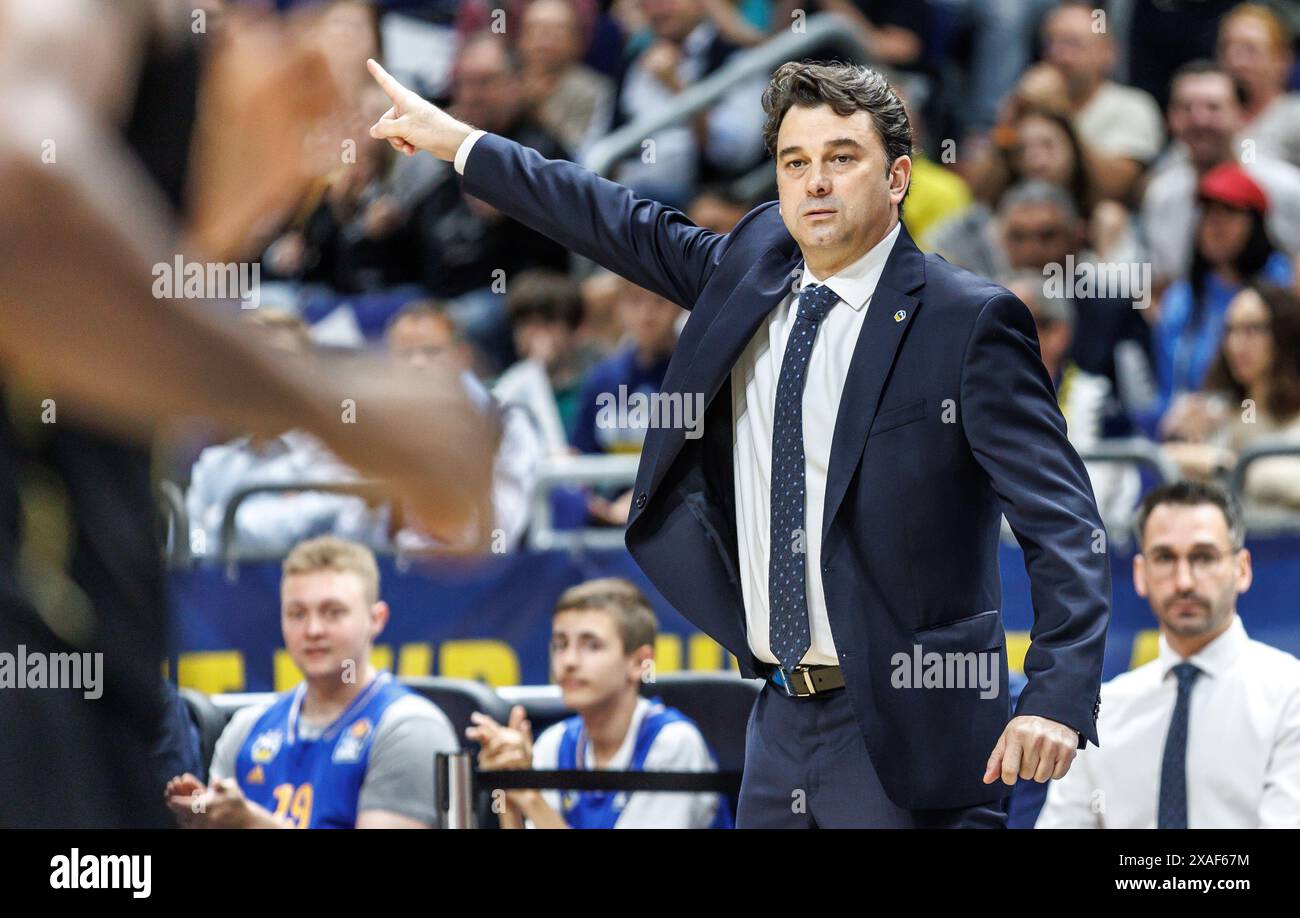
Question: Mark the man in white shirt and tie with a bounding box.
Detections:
[1037,481,1300,828]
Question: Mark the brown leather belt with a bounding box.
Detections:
[766,663,845,698]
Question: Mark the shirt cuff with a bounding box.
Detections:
[454,129,488,175]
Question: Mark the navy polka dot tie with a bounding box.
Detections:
[1157,661,1201,829]
[768,283,839,672]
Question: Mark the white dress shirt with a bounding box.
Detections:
[454,129,487,175]
[732,222,901,667]
[1036,615,1300,828]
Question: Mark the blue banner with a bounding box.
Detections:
[169,536,1300,694]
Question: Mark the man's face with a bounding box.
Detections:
[550,610,648,710]
[453,39,518,131]
[1042,6,1111,91]
[388,314,465,371]
[619,282,682,354]
[1001,201,1078,270]
[281,570,386,683]
[519,0,582,71]
[775,103,907,271]
[1134,504,1251,640]
[1168,73,1241,170]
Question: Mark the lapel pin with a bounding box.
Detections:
[893,309,907,323]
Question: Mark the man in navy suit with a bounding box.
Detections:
[368,55,1110,828]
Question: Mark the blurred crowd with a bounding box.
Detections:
[165,0,1300,558]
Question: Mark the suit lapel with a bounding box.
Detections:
[821,224,926,544]
[640,219,929,538]
[644,243,802,498]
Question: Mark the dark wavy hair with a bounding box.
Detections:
[1204,282,1300,421]
[761,60,912,207]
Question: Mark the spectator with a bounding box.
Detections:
[493,269,592,455]
[260,123,397,294]
[516,0,616,160]
[1140,60,1300,287]
[604,0,769,208]
[469,577,730,828]
[1032,0,1166,201]
[392,33,572,371]
[565,278,683,527]
[385,301,540,551]
[571,277,683,457]
[578,267,629,352]
[1163,283,1300,508]
[185,312,385,557]
[936,181,1155,435]
[166,537,460,828]
[1004,272,1139,521]
[1037,482,1300,828]
[1218,2,1300,167]
[964,105,1142,265]
[1147,162,1293,432]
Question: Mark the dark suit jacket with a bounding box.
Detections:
[459,132,1111,809]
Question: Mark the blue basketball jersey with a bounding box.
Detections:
[233,672,410,829]
[554,699,733,829]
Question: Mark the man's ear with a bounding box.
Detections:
[1133,554,1148,598]
[370,600,390,638]
[890,154,912,205]
[1236,548,1253,594]
[628,644,653,685]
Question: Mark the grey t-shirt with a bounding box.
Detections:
[210,691,459,826]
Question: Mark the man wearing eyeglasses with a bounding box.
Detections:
[1037,481,1300,828]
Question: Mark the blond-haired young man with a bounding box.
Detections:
[166,537,457,828]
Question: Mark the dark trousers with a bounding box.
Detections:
[736,682,1007,828]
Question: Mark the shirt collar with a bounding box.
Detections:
[797,221,902,312]
[1156,613,1248,681]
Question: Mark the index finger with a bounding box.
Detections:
[366,58,406,103]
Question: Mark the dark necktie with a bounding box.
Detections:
[768,282,839,671]
[1157,661,1201,829]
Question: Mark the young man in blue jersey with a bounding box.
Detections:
[469,578,731,828]
[165,537,458,828]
